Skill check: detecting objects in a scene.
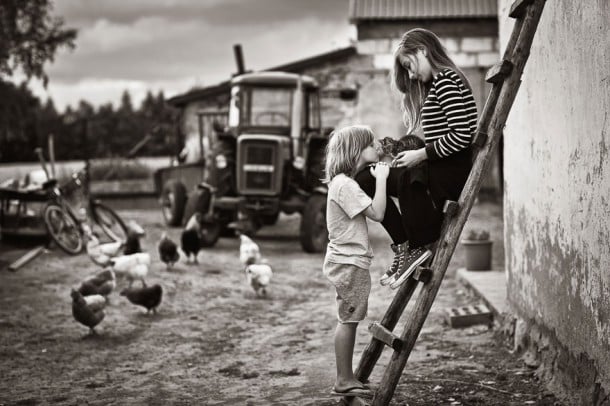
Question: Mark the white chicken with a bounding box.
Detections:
[239,234,261,267]
[84,224,124,266]
[245,262,273,297]
[109,252,151,287]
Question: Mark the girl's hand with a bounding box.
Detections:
[392,148,427,168]
[370,161,390,179]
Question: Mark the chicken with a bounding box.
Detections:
[245,262,273,297]
[239,234,261,267]
[158,232,180,269]
[71,289,106,335]
[123,221,145,255]
[78,268,116,298]
[84,225,124,267]
[109,253,151,287]
[120,284,163,314]
[181,214,202,264]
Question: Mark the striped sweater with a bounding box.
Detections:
[422,68,478,161]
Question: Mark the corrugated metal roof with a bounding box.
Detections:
[349,0,497,21]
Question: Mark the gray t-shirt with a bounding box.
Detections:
[324,173,374,269]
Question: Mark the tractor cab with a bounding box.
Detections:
[229,72,320,131]
[228,72,322,169]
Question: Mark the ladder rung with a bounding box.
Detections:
[473,131,488,147]
[485,60,513,83]
[509,0,534,18]
[411,267,432,283]
[442,200,459,217]
[368,322,403,351]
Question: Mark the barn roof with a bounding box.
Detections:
[349,0,497,21]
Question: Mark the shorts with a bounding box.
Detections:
[323,261,371,324]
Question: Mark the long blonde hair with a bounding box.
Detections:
[323,125,375,183]
[392,28,471,134]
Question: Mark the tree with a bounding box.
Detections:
[0,80,42,162]
[0,0,77,86]
[119,90,134,115]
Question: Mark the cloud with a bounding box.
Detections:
[55,0,348,26]
[27,0,354,109]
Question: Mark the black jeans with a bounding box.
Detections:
[355,148,472,249]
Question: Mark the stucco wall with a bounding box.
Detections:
[501,0,610,398]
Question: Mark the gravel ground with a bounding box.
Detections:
[0,200,562,405]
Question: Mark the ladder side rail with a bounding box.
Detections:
[355,278,420,382]
[476,17,524,143]
[371,2,546,404]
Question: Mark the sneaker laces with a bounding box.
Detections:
[395,246,424,277]
[386,242,407,276]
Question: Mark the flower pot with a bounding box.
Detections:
[460,239,493,271]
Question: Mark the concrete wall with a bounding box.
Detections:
[501,0,610,403]
[356,30,498,111]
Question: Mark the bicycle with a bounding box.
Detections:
[36,149,129,255]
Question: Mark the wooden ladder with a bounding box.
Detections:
[349,1,547,404]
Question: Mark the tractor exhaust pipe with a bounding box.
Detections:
[233,44,246,76]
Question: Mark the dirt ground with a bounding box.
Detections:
[0,201,562,405]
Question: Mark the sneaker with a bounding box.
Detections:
[389,246,432,289]
[380,242,408,286]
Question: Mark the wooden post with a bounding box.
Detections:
[371,1,547,404]
[48,134,56,178]
[8,246,45,272]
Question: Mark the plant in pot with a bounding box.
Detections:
[460,229,493,271]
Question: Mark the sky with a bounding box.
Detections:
[23,0,355,111]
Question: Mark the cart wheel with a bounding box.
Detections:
[91,202,128,243]
[43,204,84,255]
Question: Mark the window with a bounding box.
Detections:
[240,87,292,127]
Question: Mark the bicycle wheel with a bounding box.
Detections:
[43,203,84,255]
[91,201,128,242]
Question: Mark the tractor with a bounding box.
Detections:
[156,70,331,252]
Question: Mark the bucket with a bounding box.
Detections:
[460,239,493,271]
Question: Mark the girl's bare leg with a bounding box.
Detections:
[334,322,366,390]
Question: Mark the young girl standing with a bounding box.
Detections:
[323,125,389,398]
[356,28,478,289]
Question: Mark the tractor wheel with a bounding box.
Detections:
[300,194,328,253]
[160,180,187,226]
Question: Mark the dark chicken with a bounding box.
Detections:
[120,284,163,314]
